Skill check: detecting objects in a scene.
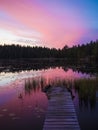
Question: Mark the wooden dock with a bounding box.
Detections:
[43,87,80,130]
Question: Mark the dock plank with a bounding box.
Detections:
[43,87,80,130]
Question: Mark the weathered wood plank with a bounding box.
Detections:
[45,119,78,122]
[43,87,80,130]
[44,122,79,125]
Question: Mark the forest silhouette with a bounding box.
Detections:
[0,40,98,63]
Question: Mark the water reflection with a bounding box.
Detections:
[0,78,48,130]
[0,67,98,130]
[24,75,98,111]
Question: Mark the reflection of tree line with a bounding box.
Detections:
[63,63,98,75]
[0,59,67,73]
[0,59,98,76]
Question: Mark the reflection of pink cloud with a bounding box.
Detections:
[42,68,90,82]
[0,0,87,48]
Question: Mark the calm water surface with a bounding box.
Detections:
[0,67,98,130]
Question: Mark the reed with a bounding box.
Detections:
[73,78,98,108]
[24,76,98,97]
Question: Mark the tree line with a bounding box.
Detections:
[0,40,98,63]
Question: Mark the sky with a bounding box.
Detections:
[0,0,98,48]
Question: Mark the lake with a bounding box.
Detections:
[0,64,98,130]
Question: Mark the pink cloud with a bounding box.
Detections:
[0,0,87,48]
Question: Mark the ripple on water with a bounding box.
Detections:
[2,108,8,112]
[28,105,32,108]
[37,115,41,118]
[9,113,16,117]
[12,117,20,120]
[0,114,4,117]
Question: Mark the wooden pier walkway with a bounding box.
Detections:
[43,87,80,130]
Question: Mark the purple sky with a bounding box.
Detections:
[0,0,98,48]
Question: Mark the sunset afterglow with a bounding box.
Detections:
[0,0,98,48]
